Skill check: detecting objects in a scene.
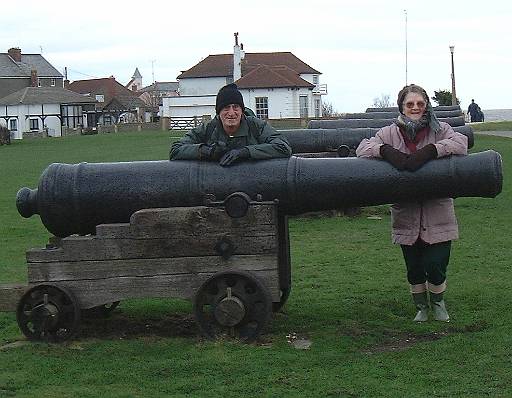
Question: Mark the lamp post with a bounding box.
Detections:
[404,10,408,85]
[449,45,457,105]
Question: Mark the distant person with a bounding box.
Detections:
[169,83,291,166]
[356,84,468,322]
[0,126,10,145]
[468,99,484,122]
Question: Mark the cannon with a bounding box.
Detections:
[18,152,500,237]
[6,151,502,342]
[365,105,461,113]
[338,110,463,119]
[308,116,466,129]
[281,126,474,156]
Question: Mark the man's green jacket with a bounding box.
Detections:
[169,116,292,160]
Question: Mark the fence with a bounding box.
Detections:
[167,116,211,130]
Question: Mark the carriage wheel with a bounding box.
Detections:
[16,284,81,342]
[193,271,272,342]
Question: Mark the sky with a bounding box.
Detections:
[2,0,510,113]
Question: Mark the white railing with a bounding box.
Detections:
[312,84,328,95]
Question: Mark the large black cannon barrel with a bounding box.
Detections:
[308,116,466,129]
[281,126,473,152]
[17,151,502,237]
[339,110,463,119]
[281,128,375,153]
[365,105,461,113]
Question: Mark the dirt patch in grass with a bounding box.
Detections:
[78,311,198,340]
[356,321,488,354]
[362,331,449,354]
[78,309,275,345]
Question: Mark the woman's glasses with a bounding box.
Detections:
[404,101,426,109]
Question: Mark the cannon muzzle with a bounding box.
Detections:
[17,151,502,237]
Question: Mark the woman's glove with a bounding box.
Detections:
[405,144,437,171]
[379,144,409,170]
[219,147,250,167]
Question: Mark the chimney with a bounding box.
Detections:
[233,32,242,82]
[30,70,38,87]
[64,67,69,88]
[8,47,22,62]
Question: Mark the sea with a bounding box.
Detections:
[479,109,512,122]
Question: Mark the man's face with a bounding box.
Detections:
[219,104,243,134]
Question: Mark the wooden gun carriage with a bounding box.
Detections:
[1,192,289,343]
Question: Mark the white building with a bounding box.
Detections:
[0,87,95,139]
[162,34,327,122]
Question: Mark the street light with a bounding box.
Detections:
[449,45,457,105]
[404,10,408,85]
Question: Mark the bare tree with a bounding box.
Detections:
[322,101,341,118]
[372,94,393,108]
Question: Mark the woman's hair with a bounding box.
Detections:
[397,84,430,113]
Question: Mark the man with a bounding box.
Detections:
[467,99,483,122]
[169,84,292,166]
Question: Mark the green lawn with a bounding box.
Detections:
[471,120,512,131]
[0,131,510,397]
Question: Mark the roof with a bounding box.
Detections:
[132,67,142,79]
[0,87,96,105]
[235,65,315,89]
[0,53,62,78]
[139,81,179,93]
[68,77,146,109]
[177,52,321,79]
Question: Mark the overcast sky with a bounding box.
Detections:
[2,0,510,112]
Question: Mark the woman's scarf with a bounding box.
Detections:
[395,103,441,142]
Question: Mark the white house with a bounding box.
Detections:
[162,33,327,122]
[0,87,96,139]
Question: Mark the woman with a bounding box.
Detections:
[356,84,467,322]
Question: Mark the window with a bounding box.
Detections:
[103,115,113,125]
[314,99,321,118]
[95,94,105,103]
[51,78,56,87]
[255,97,268,119]
[313,75,319,85]
[299,96,308,118]
[9,119,17,131]
[37,79,41,87]
[30,118,39,130]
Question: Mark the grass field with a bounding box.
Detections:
[0,131,510,397]
[471,120,512,131]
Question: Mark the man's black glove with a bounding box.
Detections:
[199,142,228,160]
[219,147,250,167]
[405,144,437,171]
[379,144,409,171]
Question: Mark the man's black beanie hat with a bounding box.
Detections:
[216,83,244,114]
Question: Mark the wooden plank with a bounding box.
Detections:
[27,233,278,263]
[28,254,278,283]
[96,205,276,239]
[0,284,28,312]
[57,269,280,309]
